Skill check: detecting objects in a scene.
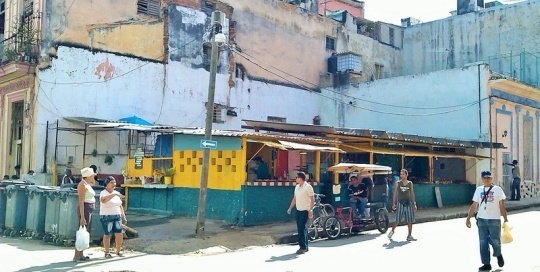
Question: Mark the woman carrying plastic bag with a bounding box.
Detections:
[73,167,96,262]
[75,226,90,251]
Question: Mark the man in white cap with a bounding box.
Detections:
[466,170,508,271]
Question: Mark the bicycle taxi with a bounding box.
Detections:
[322,163,391,239]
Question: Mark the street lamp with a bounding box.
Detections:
[196,10,226,239]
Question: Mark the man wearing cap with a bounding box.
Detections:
[466,171,508,271]
[287,171,314,254]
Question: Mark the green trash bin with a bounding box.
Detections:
[43,187,61,243]
[56,188,79,247]
[90,186,105,243]
[0,187,6,233]
[4,184,29,237]
[25,185,57,239]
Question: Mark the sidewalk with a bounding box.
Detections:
[122,197,540,255]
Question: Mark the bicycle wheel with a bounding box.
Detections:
[308,217,320,241]
[323,216,341,239]
[375,209,389,233]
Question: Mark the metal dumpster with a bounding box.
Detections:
[90,186,105,243]
[0,187,6,233]
[25,186,58,239]
[4,184,29,237]
[56,188,79,246]
[42,187,61,243]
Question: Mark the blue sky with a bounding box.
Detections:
[362,0,526,25]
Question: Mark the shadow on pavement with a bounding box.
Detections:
[382,239,410,249]
[265,253,299,262]
[17,254,146,272]
[308,232,380,248]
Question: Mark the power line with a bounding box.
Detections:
[232,48,486,116]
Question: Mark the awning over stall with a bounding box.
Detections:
[341,144,491,160]
[247,139,344,153]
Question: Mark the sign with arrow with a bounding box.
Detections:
[200,139,217,149]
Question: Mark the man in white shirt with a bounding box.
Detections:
[466,171,509,271]
[287,172,314,254]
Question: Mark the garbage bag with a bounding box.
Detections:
[501,222,513,244]
[75,226,90,251]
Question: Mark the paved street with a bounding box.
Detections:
[1,207,538,272]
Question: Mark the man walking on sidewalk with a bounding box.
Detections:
[466,170,509,271]
[287,172,314,254]
[504,160,521,201]
[387,169,417,241]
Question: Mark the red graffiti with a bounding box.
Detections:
[94,58,116,81]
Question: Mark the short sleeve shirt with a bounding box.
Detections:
[472,185,506,219]
[99,190,123,215]
[294,182,314,211]
[347,183,368,198]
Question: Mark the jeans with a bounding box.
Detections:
[477,218,502,265]
[296,210,309,250]
[350,197,368,217]
[511,178,521,200]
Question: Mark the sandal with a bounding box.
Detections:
[73,257,89,263]
[104,253,113,259]
[116,252,124,257]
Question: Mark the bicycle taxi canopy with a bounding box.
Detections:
[327,163,392,175]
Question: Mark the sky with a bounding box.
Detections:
[362,0,526,26]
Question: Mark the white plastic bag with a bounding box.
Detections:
[75,226,90,251]
[501,222,513,244]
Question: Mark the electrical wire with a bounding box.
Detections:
[232,48,487,116]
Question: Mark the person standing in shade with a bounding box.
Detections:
[62,169,75,185]
[387,169,417,241]
[100,176,127,258]
[504,160,521,201]
[466,171,508,271]
[287,172,314,254]
[73,167,96,262]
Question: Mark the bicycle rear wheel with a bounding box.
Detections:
[323,216,341,239]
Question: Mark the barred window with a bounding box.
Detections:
[137,0,160,17]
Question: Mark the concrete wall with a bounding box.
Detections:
[403,0,540,79]
[321,64,491,140]
[41,0,164,63]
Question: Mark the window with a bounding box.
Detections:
[375,63,384,79]
[23,0,32,18]
[202,44,211,70]
[389,27,395,46]
[325,36,335,51]
[267,116,286,123]
[213,106,224,123]
[137,0,160,17]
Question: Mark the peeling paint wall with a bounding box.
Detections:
[403,0,540,79]
[321,64,490,140]
[221,0,400,87]
[42,0,164,61]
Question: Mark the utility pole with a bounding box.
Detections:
[196,11,224,239]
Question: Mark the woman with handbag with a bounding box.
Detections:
[99,176,127,258]
[387,169,417,241]
[73,167,96,262]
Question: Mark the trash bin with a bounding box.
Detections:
[90,186,105,243]
[56,188,79,247]
[43,187,61,243]
[4,184,29,237]
[25,185,50,239]
[0,187,6,233]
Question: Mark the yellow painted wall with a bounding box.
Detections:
[125,158,154,179]
[174,150,244,191]
[44,0,164,61]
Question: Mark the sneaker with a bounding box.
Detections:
[406,236,416,241]
[387,230,394,239]
[295,248,307,254]
[478,264,491,271]
[497,255,504,267]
